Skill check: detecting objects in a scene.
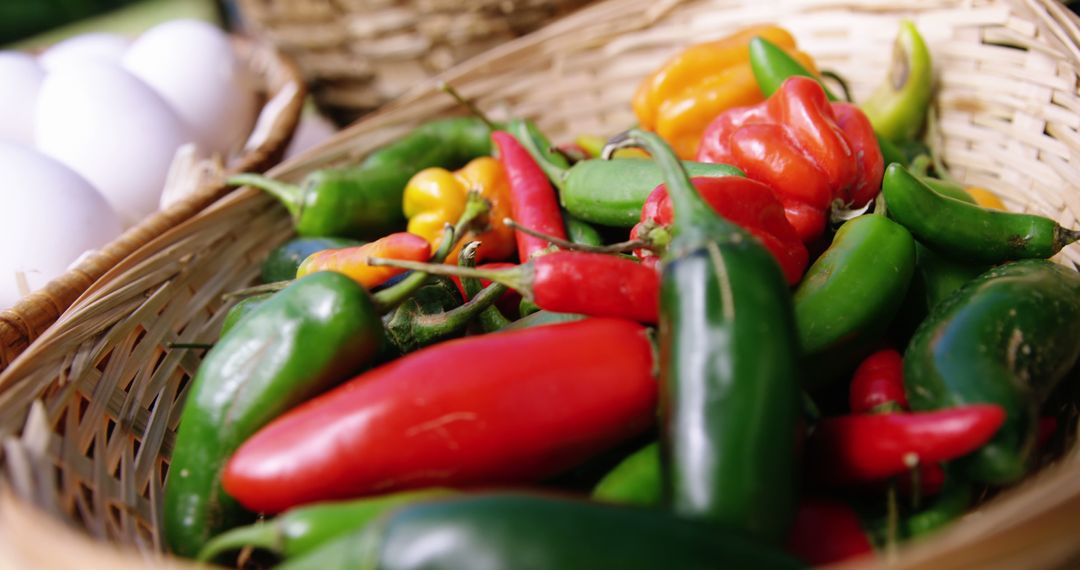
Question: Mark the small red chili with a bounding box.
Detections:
[786,498,874,566]
[849,348,908,414]
[492,131,568,260]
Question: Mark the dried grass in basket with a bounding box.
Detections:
[3,0,1080,567]
[236,0,594,124]
[0,37,306,374]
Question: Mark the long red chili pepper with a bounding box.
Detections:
[369,251,660,324]
[849,348,908,414]
[492,131,568,260]
[786,498,874,566]
[807,405,1006,484]
[223,318,656,513]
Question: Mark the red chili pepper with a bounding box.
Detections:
[223,318,657,513]
[630,176,808,284]
[807,405,1006,484]
[786,498,874,566]
[492,131,568,260]
[696,76,884,243]
[849,348,908,414]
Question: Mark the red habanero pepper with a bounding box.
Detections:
[630,176,808,284]
[850,348,908,414]
[370,251,660,324]
[786,498,873,566]
[697,76,884,243]
[223,318,656,513]
[492,131,568,260]
[807,405,1006,485]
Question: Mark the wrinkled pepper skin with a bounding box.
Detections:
[633,25,818,159]
[261,237,363,283]
[164,272,385,557]
[402,157,515,263]
[223,318,656,514]
[278,493,805,570]
[631,176,808,284]
[297,232,431,289]
[698,77,884,242]
[904,259,1080,484]
[860,21,933,143]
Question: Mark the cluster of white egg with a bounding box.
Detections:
[0,19,257,308]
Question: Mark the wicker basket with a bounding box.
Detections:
[2,0,1080,567]
[0,36,306,373]
[235,0,593,124]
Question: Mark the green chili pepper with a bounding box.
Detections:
[882,164,1080,263]
[229,118,493,239]
[606,129,800,542]
[219,293,272,338]
[501,310,584,331]
[748,36,840,101]
[915,243,987,309]
[277,494,804,570]
[861,22,933,143]
[904,483,973,538]
[563,211,604,246]
[795,214,916,390]
[592,442,661,507]
[905,259,1080,484]
[262,237,363,283]
[921,178,976,204]
[197,488,455,563]
[163,272,386,557]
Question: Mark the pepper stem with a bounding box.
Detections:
[437,81,496,130]
[507,119,571,192]
[1056,226,1080,249]
[503,218,647,254]
[409,281,510,346]
[460,241,512,332]
[228,174,303,220]
[368,258,534,301]
[196,521,282,562]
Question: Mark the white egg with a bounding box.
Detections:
[0,52,44,145]
[35,62,192,226]
[39,33,131,71]
[124,19,257,156]
[0,142,123,309]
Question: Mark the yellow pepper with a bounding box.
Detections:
[403,157,515,263]
[632,24,819,159]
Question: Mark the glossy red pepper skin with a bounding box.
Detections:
[850,348,908,414]
[697,76,883,242]
[807,405,1006,484]
[223,318,656,513]
[492,131,568,260]
[786,498,873,566]
[631,177,808,284]
[532,252,659,323]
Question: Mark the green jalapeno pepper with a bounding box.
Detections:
[905,259,1080,484]
[277,493,804,570]
[218,293,272,338]
[197,488,455,563]
[261,237,363,283]
[883,164,1080,263]
[795,214,916,390]
[861,22,933,143]
[606,129,801,541]
[163,272,386,557]
[592,442,661,507]
[230,117,493,239]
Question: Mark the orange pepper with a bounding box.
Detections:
[965,187,1006,210]
[402,157,515,263]
[632,25,819,159]
[296,232,431,289]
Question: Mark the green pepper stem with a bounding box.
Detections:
[166,342,214,350]
[508,120,571,192]
[410,282,510,345]
[228,173,303,220]
[437,81,496,130]
[820,70,854,103]
[459,241,512,332]
[602,129,717,234]
[368,258,534,301]
[196,520,282,562]
[1056,226,1080,249]
[502,217,647,254]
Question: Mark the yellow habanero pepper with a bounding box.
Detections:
[632,24,819,159]
[403,157,515,263]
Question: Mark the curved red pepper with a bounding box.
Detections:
[492,131,568,260]
[786,498,873,566]
[697,76,884,242]
[532,252,659,323]
[630,176,808,284]
[807,405,1006,484]
[849,348,908,414]
[223,318,656,513]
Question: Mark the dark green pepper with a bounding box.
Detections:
[607,129,800,541]
[219,293,272,337]
[277,493,804,570]
[795,214,916,390]
[230,117,493,239]
[262,237,362,283]
[915,243,987,310]
[905,259,1080,484]
[882,164,1080,263]
[163,272,385,557]
[591,442,661,507]
[197,488,455,563]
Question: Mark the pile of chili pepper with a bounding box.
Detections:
[161,20,1080,570]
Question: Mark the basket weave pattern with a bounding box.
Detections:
[2,0,1080,567]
